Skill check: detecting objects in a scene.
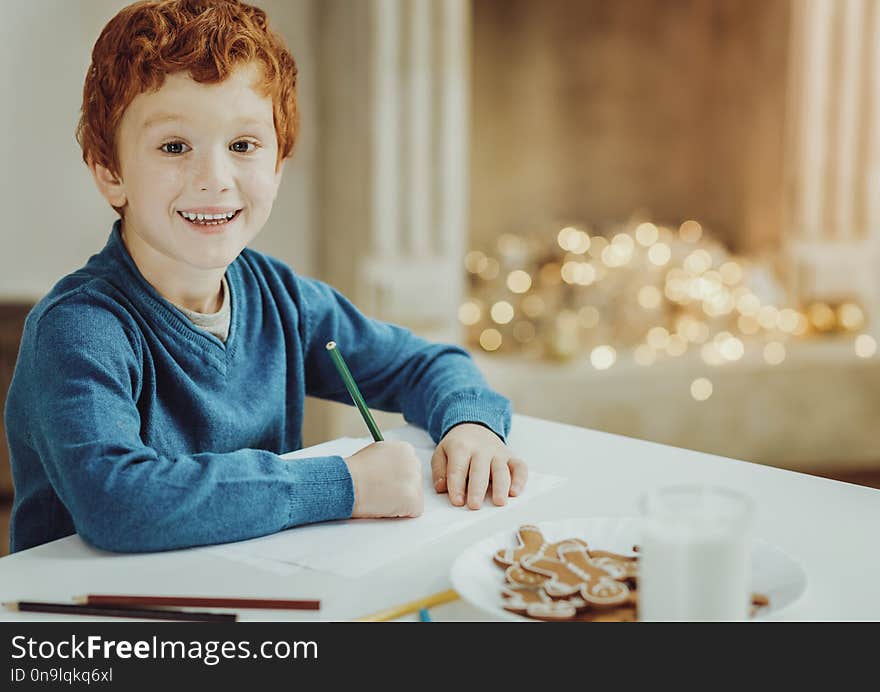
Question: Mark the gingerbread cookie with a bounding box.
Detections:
[587,550,639,582]
[493,525,587,568]
[522,541,631,606]
[501,585,586,621]
[504,562,550,588]
[493,525,768,622]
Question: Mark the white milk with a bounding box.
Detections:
[638,486,754,622]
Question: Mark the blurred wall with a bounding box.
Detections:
[0,0,318,301]
[470,0,790,254]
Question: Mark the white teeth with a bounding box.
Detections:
[180,210,237,222]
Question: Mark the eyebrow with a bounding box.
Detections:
[142,113,271,130]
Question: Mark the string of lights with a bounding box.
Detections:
[460,220,876,401]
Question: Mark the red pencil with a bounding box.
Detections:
[75,594,320,611]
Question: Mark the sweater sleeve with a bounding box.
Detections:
[27,297,354,553]
[296,277,512,443]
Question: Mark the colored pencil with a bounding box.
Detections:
[74,595,320,611]
[326,341,383,441]
[354,589,460,622]
[4,601,236,622]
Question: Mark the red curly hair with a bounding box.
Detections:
[75,0,298,181]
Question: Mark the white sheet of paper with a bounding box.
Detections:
[208,428,565,578]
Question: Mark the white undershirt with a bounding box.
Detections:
[176,275,231,342]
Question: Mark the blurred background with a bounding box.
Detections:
[1,0,879,556]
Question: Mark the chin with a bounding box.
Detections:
[184,237,248,264]
[190,255,239,271]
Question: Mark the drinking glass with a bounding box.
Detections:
[638,484,755,621]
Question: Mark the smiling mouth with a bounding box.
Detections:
[177,209,242,227]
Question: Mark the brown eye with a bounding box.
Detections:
[160,142,188,154]
[231,140,257,153]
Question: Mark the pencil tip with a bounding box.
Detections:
[72,595,86,604]
[325,341,336,350]
[2,602,17,611]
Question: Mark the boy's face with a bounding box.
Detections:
[92,61,285,274]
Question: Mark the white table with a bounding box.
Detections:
[1,414,877,621]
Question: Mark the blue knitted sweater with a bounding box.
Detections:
[5,222,510,553]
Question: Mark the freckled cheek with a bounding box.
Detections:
[238,168,278,211]
[132,167,186,211]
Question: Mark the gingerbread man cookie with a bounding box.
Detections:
[494,525,768,622]
[493,525,547,568]
[493,525,587,568]
[523,541,631,606]
[505,563,550,588]
[501,585,586,621]
[587,550,639,581]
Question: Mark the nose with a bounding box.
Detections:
[191,147,233,194]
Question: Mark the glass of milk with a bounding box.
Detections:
[638,485,755,622]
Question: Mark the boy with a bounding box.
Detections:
[4,0,527,554]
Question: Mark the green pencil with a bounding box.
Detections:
[325,341,384,442]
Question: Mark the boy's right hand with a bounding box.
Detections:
[344,441,424,518]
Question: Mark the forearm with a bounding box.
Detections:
[393,345,512,443]
[298,275,512,442]
[28,297,356,553]
[42,443,354,552]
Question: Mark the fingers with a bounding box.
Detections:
[509,458,528,496]
[444,446,471,507]
[490,457,512,506]
[430,446,448,494]
[441,437,529,509]
[466,454,492,510]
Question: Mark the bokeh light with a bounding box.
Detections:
[690,377,713,400]
[464,250,488,274]
[648,243,671,266]
[590,345,617,370]
[479,328,502,351]
[458,301,481,326]
[679,220,703,243]
[490,301,514,324]
[855,334,877,358]
[635,223,659,247]
[506,270,532,294]
[838,303,865,331]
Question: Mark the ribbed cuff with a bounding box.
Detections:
[435,389,512,443]
[283,455,355,527]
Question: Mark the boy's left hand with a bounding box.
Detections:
[431,423,528,510]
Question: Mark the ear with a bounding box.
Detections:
[271,158,287,201]
[89,160,127,209]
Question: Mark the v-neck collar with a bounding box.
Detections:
[103,220,241,369]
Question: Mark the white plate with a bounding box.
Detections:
[450,517,807,622]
